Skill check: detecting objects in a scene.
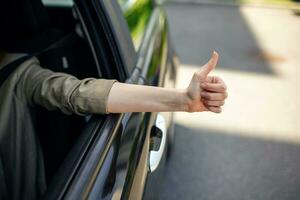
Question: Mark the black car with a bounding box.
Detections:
[6,0,178,199]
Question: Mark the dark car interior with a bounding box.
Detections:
[34,4,99,184]
[0,0,102,185]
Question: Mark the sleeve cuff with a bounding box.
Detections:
[71,79,118,115]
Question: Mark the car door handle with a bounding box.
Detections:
[149,114,167,173]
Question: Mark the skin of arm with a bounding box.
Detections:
[1,51,226,115]
[107,51,228,114]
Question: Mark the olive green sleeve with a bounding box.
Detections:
[17,57,117,115]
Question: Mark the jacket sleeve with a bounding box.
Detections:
[17,57,117,115]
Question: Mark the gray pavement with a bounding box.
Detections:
[162,125,300,200]
[161,3,300,200]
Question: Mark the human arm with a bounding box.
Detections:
[18,51,226,115]
[107,51,228,113]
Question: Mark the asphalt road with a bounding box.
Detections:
[160,2,300,200]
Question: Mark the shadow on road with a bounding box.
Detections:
[161,124,300,200]
[165,3,277,75]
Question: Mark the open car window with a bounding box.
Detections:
[35,0,121,192]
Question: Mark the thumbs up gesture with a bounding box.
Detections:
[186,51,228,113]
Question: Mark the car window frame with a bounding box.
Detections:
[41,0,126,199]
[95,0,138,77]
[41,1,157,199]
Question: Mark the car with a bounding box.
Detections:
[1,0,178,200]
[21,0,179,199]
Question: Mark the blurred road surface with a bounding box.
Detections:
[161,2,300,200]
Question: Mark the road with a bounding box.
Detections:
[160,2,300,200]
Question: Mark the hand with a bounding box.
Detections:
[185,51,228,113]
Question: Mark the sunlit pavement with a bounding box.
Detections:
[161,3,300,200]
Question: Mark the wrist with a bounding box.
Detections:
[178,89,191,112]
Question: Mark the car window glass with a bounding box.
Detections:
[117,0,153,51]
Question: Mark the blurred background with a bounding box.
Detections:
[160,0,300,199]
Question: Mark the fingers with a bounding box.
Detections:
[201,91,228,101]
[201,87,227,113]
[205,76,225,84]
[207,106,222,114]
[201,83,227,93]
[202,100,225,107]
[198,51,219,79]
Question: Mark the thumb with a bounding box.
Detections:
[198,51,219,78]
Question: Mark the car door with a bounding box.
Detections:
[42,0,171,200]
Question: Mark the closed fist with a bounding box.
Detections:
[186,51,228,113]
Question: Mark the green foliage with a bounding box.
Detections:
[118,0,153,50]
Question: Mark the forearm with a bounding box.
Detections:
[107,82,189,113]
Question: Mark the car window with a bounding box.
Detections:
[117,0,153,51]
[43,0,153,52]
[43,0,141,76]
